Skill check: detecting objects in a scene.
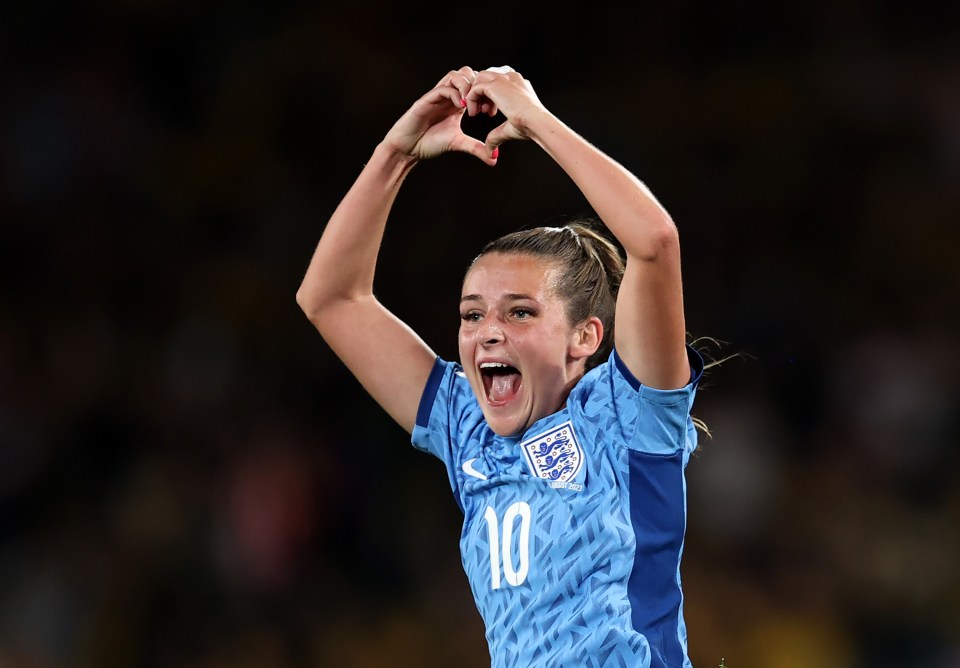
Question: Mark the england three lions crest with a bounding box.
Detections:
[520,421,584,484]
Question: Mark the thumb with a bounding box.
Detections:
[484,121,523,154]
[450,134,498,165]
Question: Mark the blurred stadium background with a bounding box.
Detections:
[1,1,958,666]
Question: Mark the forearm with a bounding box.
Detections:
[296,143,419,319]
[521,105,688,388]
[523,110,677,260]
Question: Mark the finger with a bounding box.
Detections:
[464,87,490,117]
[450,134,498,166]
[434,67,475,87]
[467,95,487,118]
[455,66,479,102]
[426,82,467,111]
[441,67,478,107]
[465,92,497,118]
[484,121,521,151]
[464,81,492,110]
[481,101,498,117]
[458,65,478,83]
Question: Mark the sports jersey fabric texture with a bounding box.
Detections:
[411,345,705,668]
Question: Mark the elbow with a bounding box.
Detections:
[296,285,325,325]
[297,284,368,330]
[634,217,680,262]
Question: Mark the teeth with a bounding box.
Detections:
[480,362,510,369]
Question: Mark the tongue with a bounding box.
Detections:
[489,372,520,403]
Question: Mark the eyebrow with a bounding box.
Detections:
[460,293,536,303]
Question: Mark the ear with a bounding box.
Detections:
[568,317,603,362]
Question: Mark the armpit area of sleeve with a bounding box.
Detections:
[614,345,704,455]
[613,344,705,402]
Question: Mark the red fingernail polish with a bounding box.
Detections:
[460,98,467,107]
[492,147,499,159]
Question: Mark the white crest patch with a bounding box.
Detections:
[520,421,584,484]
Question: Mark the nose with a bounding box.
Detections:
[479,316,505,345]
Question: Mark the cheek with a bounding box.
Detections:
[457,330,474,359]
[528,328,574,364]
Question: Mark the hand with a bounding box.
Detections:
[382,67,497,165]
[465,66,547,152]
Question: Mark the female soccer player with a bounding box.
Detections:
[297,65,704,668]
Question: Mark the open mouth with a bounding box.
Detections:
[480,362,522,406]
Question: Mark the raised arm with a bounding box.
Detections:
[466,68,690,390]
[296,67,497,432]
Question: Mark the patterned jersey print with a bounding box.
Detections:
[412,347,704,668]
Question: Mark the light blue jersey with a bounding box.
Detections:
[412,346,705,668]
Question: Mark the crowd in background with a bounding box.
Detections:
[2,2,959,666]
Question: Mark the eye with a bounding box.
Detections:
[460,310,482,323]
[512,307,534,320]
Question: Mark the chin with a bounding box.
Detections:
[469,375,536,436]
[483,411,528,438]
[488,424,521,438]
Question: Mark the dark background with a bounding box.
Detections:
[2,1,959,666]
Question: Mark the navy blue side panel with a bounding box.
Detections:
[627,450,686,668]
[415,356,446,429]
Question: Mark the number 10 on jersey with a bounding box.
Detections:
[483,502,532,589]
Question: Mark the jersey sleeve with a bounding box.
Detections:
[410,357,480,506]
[608,344,705,456]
